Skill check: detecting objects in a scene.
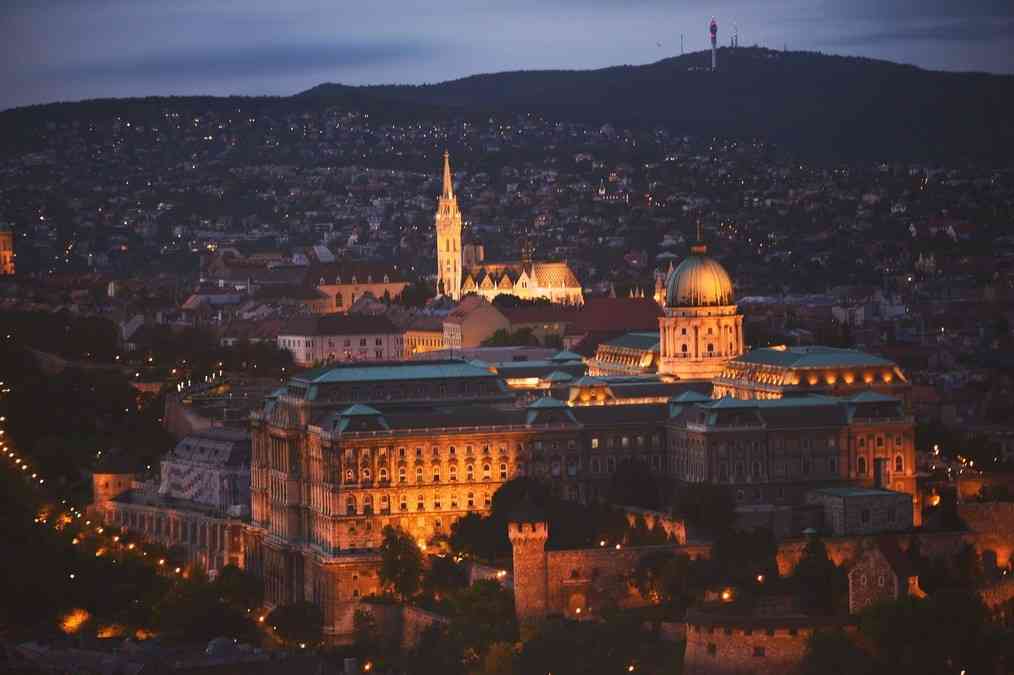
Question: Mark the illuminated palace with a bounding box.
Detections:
[245,344,917,637]
[435,152,583,305]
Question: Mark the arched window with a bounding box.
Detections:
[346,469,355,482]
[894,455,904,473]
[857,456,867,476]
[346,496,356,515]
[432,467,441,482]
[399,495,408,511]
[681,344,688,353]
[363,495,373,514]
[416,495,424,511]
[415,466,423,482]
[466,464,474,481]
[449,465,458,481]
[500,463,508,480]
[398,466,406,483]
[707,343,715,353]
[483,464,491,479]
[378,467,388,482]
[361,467,371,482]
[380,495,390,512]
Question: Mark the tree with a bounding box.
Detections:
[673,483,735,537]
[447,580,518,654]
[608,459,661,510]
[266,602,323,647]
[711,528,778,587]
[798,630,875,675]
[423,554,468,601]
[353,608,381,656]
[474,641,519,675]
[631,551,690,610]
[214,564,263,612]
[379,526,423,601]
[792,536,841,614]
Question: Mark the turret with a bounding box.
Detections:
[507,498,549,624]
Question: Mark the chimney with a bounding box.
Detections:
[873,458,888,489]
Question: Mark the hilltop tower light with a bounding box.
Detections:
[709,18,718,70]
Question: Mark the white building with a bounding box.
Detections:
[277,314,404,367]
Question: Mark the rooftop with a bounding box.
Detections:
[294,358,498,385]
[732,346,896,370]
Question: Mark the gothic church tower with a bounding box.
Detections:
[435,151,462,299]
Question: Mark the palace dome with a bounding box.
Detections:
[665,244,735,307]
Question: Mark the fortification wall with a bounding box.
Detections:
[337,602,449,649]
[958,502,1014,567]
[542,544,710,617]
[684,615,855,675]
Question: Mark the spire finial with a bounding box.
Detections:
[442,150,454,200]
[691,220,708,255]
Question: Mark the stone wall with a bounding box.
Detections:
[353,603,449,650]
[684,613,855,675]
[540,543,710,619]
[958,502,1014,567]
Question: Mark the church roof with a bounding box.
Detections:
[532,262,581,289]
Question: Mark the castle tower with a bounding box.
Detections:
[435,151,462,300]
[508,514,549,624]
[0,223,14,276]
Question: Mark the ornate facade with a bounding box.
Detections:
[658,242,743,380]
[243,355,919,636]
[435,153,583,305]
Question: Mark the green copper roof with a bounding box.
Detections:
[528,396,567,409]
[732,346,895,369]
[849,391,901,403]
[296,359,496,384]
[604,331,660,351]
[544,370,575,382]
[670,391,712,403]
[550,350,584,362]
[340,404,384,416]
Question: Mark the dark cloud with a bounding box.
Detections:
[825,16,1014,46]
[1,0,1012,109]
[41,40,440,82]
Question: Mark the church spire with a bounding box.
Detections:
[442,150,454,200]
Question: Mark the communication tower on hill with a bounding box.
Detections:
[709,18,718,70]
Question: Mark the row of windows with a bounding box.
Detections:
[343,463,509,483]
[344,491,493,515]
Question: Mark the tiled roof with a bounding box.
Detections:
[602,331,660,351]
[573,297,663,333]
[279,314,400,337]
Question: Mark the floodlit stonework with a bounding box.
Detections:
[436,153,583,305]
[658,242,744,380]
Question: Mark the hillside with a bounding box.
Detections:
[299,48,1014,161]
[3,48,1012,162]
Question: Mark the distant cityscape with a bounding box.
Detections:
[1,41,1013,675]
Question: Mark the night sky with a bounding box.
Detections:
[2,0,1012,111]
